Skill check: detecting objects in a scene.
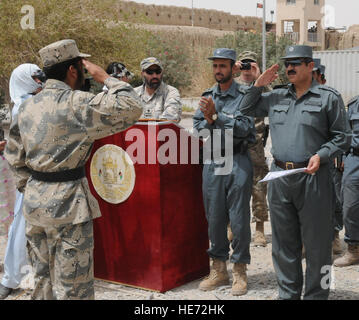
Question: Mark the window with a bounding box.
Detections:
[286,0,296,5]
[314,0,320,5]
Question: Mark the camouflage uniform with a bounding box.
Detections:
[5,40,143,299]
[234,51,269,225]
[135,57,182,122]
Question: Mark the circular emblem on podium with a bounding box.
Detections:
[90,144,135,204]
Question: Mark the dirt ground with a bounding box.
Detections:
[1,115,359,300]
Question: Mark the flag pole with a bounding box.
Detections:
[262,0,266,71]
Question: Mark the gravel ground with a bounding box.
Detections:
[1,114,359,300]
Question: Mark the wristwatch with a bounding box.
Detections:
[211,112,218,121]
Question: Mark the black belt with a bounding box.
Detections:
[346,147,359,156]
[30,167,86,182]
[274,159,308,170]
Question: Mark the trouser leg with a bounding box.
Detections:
[202,164,229,262]
[342,181,359,244]
[268,177,303,300]
[55,220,94,300]
[249,144,269,223]
[1,192,28,289]
[299,167,333,300]
[229,155,252,264]
[26,223,55,300]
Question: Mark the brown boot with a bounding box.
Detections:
[227,224,233,242]
[334,244,359,267]
[232,263,248,296]
[332,231,343,255]
[253,221,267,247]
[199,259,229,291]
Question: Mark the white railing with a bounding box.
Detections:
[308,32,320,43]
[284,32,299,43]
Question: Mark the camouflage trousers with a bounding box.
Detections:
[25,220,94,300]
[249,142,269,223]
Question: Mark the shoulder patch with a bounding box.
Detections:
[201,87,214,96]
[348,95,359,106]
[319,85,341,96]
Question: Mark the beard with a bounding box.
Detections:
[215,72,232,84]
[145,76,162,90]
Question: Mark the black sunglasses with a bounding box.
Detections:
[145,69,162,75]
[284,60,304,68]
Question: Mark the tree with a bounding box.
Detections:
[216,31,294,84]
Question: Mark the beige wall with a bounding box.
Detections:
[276,0,325,50]
[117,1,263,32]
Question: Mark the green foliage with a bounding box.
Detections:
[0,0,153,102]
[145,36,193,90]
[216,31,294,84]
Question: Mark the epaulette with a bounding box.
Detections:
[319,85,341,96]
[201,87,214,97]
[348,95,359,106]
[273,84,289,90]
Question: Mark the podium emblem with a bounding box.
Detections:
[90,144,136,204]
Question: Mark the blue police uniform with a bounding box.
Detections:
[239,45,351,300]
[193,48,255,265]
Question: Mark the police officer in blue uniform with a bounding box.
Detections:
[239,45,351,300]
[193,48,255,296]
[334,95,359,267]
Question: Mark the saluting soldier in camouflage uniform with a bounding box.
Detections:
[5,39,143,300]
[135,57,182,122]
[232,51,269,247]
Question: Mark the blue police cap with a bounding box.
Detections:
[208,48,237,62]
[319,65,326,75]
[281,45,313,59]
[313,58,321,71]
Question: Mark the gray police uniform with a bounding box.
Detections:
[342,95,359,244]
[193,80,255,264]
[240,79,351,299]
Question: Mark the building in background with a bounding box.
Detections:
[276,0,325,50]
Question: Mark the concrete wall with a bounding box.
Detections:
[117,1,263,32]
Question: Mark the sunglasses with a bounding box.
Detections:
[145,69,162,75]
[284,60,304,68]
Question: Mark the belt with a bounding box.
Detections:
[30,167,86,182]
[347,147,359,156]
[274,159,308,170]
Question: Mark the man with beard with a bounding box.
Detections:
[5,39,143,299]
[193,48,255,296]
[239,45,351,300]
[135,57,182,122]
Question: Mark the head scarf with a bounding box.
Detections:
[9,63,42,116]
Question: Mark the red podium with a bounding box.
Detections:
[85,122,209,292]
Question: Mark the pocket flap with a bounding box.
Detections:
[302,105,322,113]
[350,113,359,121]
[272,105,289,113]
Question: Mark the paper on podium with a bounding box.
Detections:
[259,167,307,183]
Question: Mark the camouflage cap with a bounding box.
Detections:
[281,45,313,60]
[140,57,163,71]
[238,51,258,62]
[39,39,91,68]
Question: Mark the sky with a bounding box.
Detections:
[131,0,357,30]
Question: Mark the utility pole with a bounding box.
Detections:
[262,0,266,71]
[191,0,194,27]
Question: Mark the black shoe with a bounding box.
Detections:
[0,284,13,299]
